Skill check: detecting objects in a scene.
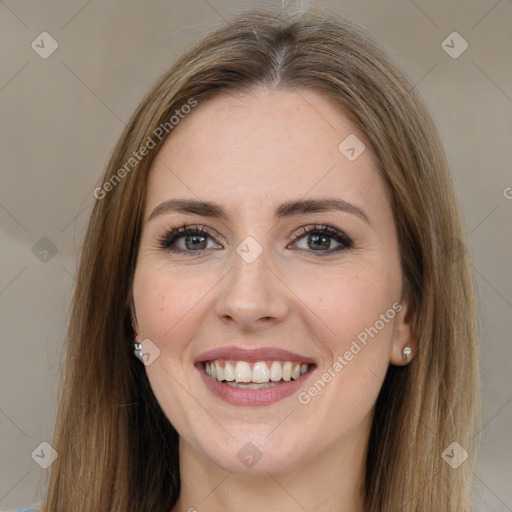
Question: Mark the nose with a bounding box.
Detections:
[214,247,290,332]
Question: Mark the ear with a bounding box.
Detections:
[389,297,417,366]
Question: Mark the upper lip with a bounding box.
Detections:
[195,346,316,365]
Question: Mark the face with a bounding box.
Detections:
[132,88,413,475]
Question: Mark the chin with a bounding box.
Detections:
[194,430,307,475]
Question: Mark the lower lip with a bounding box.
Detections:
[196,363,315,406]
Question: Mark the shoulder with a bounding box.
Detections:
[4,506,39,512]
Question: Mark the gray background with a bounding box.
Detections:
[1,0,510,510]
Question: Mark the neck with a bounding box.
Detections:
[172,424,369,512]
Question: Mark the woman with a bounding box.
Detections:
[15,7,480,512]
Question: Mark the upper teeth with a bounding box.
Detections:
[205,360,309,383]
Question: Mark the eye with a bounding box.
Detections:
[156,223,354,257]
[289,224,354,256]
[157,225,222,254]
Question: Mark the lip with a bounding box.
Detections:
[194,345,317,406]
[194,346,317,365]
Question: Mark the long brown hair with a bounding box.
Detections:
[42,8,480,511]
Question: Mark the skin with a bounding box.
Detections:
[132,87,416,512]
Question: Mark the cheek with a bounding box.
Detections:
[288,262,398,346]
[287,261,399,413]
[133,265,203,343]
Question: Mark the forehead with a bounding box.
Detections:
[145,88,386,218]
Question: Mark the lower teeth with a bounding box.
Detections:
[224,381,282,389]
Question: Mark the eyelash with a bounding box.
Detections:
[156,223,354,257]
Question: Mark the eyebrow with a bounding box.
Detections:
[148,198,372,226]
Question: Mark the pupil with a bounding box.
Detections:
[186,235,207,250]
[309,234,330,250]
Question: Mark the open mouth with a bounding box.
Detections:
[202,360,314,389]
